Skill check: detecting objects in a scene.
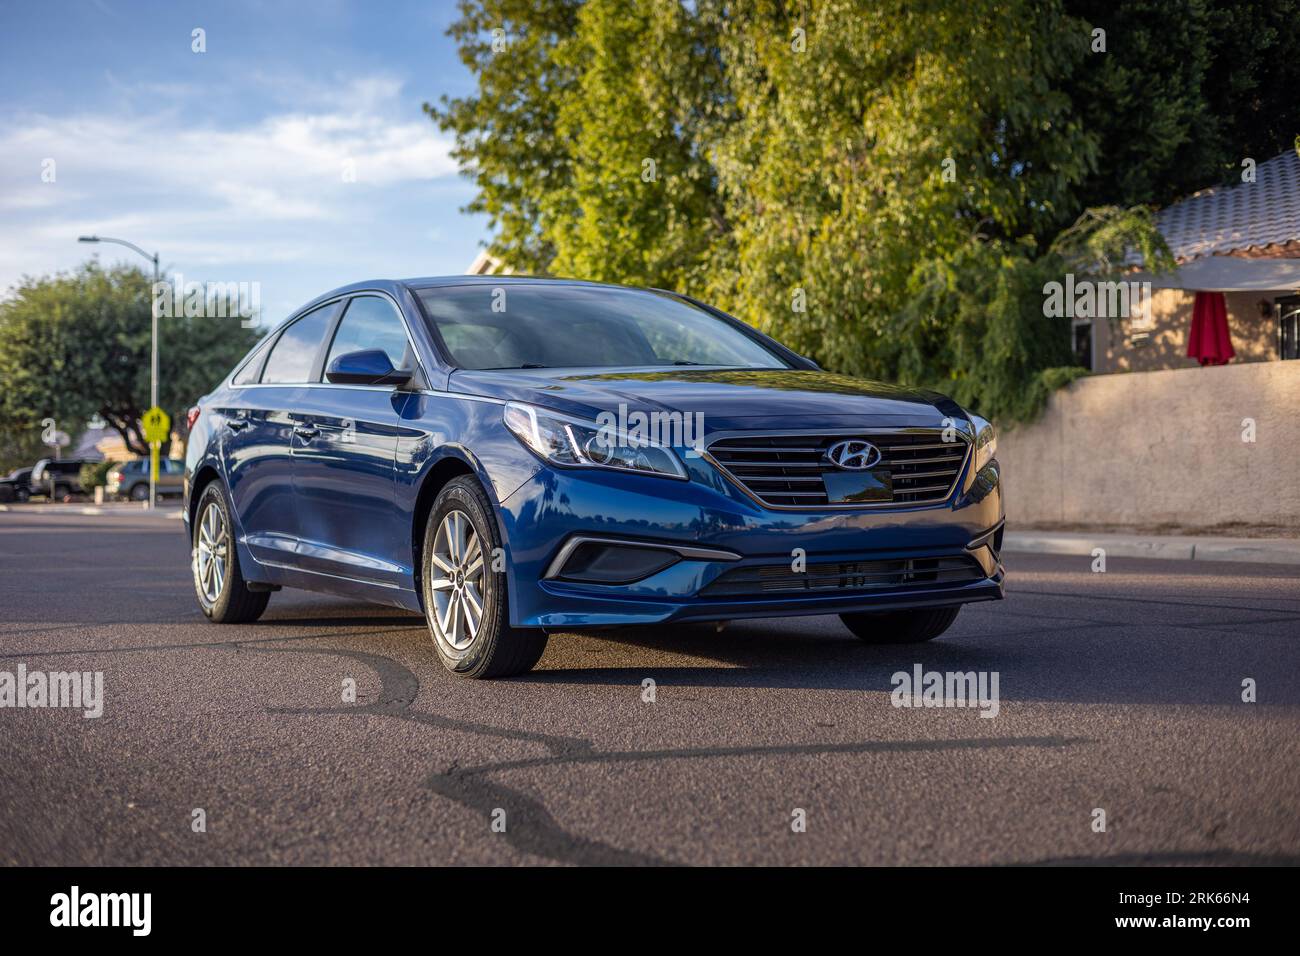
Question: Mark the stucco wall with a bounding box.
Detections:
[997,360,1300,528]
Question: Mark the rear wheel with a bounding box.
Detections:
[421,476,547,678]
[840,606,961,644]
[192,482,269,623]
[129,482,150,501]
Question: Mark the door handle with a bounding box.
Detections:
[293,425,320,440]
[227,418,250,432]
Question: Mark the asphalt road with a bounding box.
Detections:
[2,507,1298,866]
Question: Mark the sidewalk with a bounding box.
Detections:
[0,502,183,518]
[1004,530,1300,566]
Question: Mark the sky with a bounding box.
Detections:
[0,0,487,324]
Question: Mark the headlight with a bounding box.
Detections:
[503,402,687,480]
[969,413,997,473]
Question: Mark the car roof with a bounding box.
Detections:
[293,275,663,314]
[400,275,645,291]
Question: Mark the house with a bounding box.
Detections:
[1080,149,1300,373]
[466,250,510,276]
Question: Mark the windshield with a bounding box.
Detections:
[416,284,791,371]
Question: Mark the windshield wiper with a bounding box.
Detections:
[482,363,550,369]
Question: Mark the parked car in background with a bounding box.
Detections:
[107,458,185,500]
[29,458,97,500]
[185,277,1004,678]
[0,467,33,503]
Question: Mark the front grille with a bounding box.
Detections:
[701,555,985,597]
[706,431,969,508]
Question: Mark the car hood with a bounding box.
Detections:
[448,367,966,431]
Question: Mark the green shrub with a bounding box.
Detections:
[80,459,116,490]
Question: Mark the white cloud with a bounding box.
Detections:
[0,73,461,290]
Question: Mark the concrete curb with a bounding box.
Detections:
[1004,531,1300,566]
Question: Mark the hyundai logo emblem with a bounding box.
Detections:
[825,439,881,471]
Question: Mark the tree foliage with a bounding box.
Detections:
[429,0,1299,423]
[429,0,583,274]
[0,262,261,457]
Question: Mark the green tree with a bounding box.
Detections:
[427,0,583,274]
[1062,0,1300,209]
[1200,0,1300,167]
[0,262,261,456]
[544,0,729,290]
[0,426,55,476]
[431,0,1289,423]
[705,0,1099,385]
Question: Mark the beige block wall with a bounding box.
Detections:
[1094,288,1286,373]
[997,360,1300,528]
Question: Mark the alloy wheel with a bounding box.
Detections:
[194,501,228,605]
[427,509,486,651]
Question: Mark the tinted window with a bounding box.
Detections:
[232,335,275,386]
[260,304,336,384]
[417,285,789,370]
[326,296,411,373]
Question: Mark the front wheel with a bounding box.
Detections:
[192,482,269,623]
[840,606,961,644]
[421,476,547,678]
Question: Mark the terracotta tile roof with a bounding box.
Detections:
[1155,151,1300,262]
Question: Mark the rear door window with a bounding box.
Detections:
[232,335,275,386]
[260,303,338,384]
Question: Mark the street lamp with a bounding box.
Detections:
[79,235,162,508]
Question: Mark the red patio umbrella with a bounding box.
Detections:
[1186,291,1235,366]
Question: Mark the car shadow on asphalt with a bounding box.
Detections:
[509,615,1300,705]
[256,613,425,629]
[246,599,1300,705]
[514,619,1018,692]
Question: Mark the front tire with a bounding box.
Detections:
[192,482,269,623]
[840,606,961,644]
[421,476,547,678]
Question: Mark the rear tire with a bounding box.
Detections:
[192,482,269,624]
[421,476,547,678]
[129,483,149,501]
[840,606,961,644]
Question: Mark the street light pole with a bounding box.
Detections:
[78,235,162,509]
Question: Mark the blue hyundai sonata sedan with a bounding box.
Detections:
[184,277,1004,677]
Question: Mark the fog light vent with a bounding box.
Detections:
[553,541,680,584]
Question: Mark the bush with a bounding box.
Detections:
[80,460,115,490]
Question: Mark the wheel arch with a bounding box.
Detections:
[187,463,223,532]
[410,454,482,602]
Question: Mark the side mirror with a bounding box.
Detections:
[325,349,413,387]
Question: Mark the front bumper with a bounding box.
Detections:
[497,453,1004,629]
